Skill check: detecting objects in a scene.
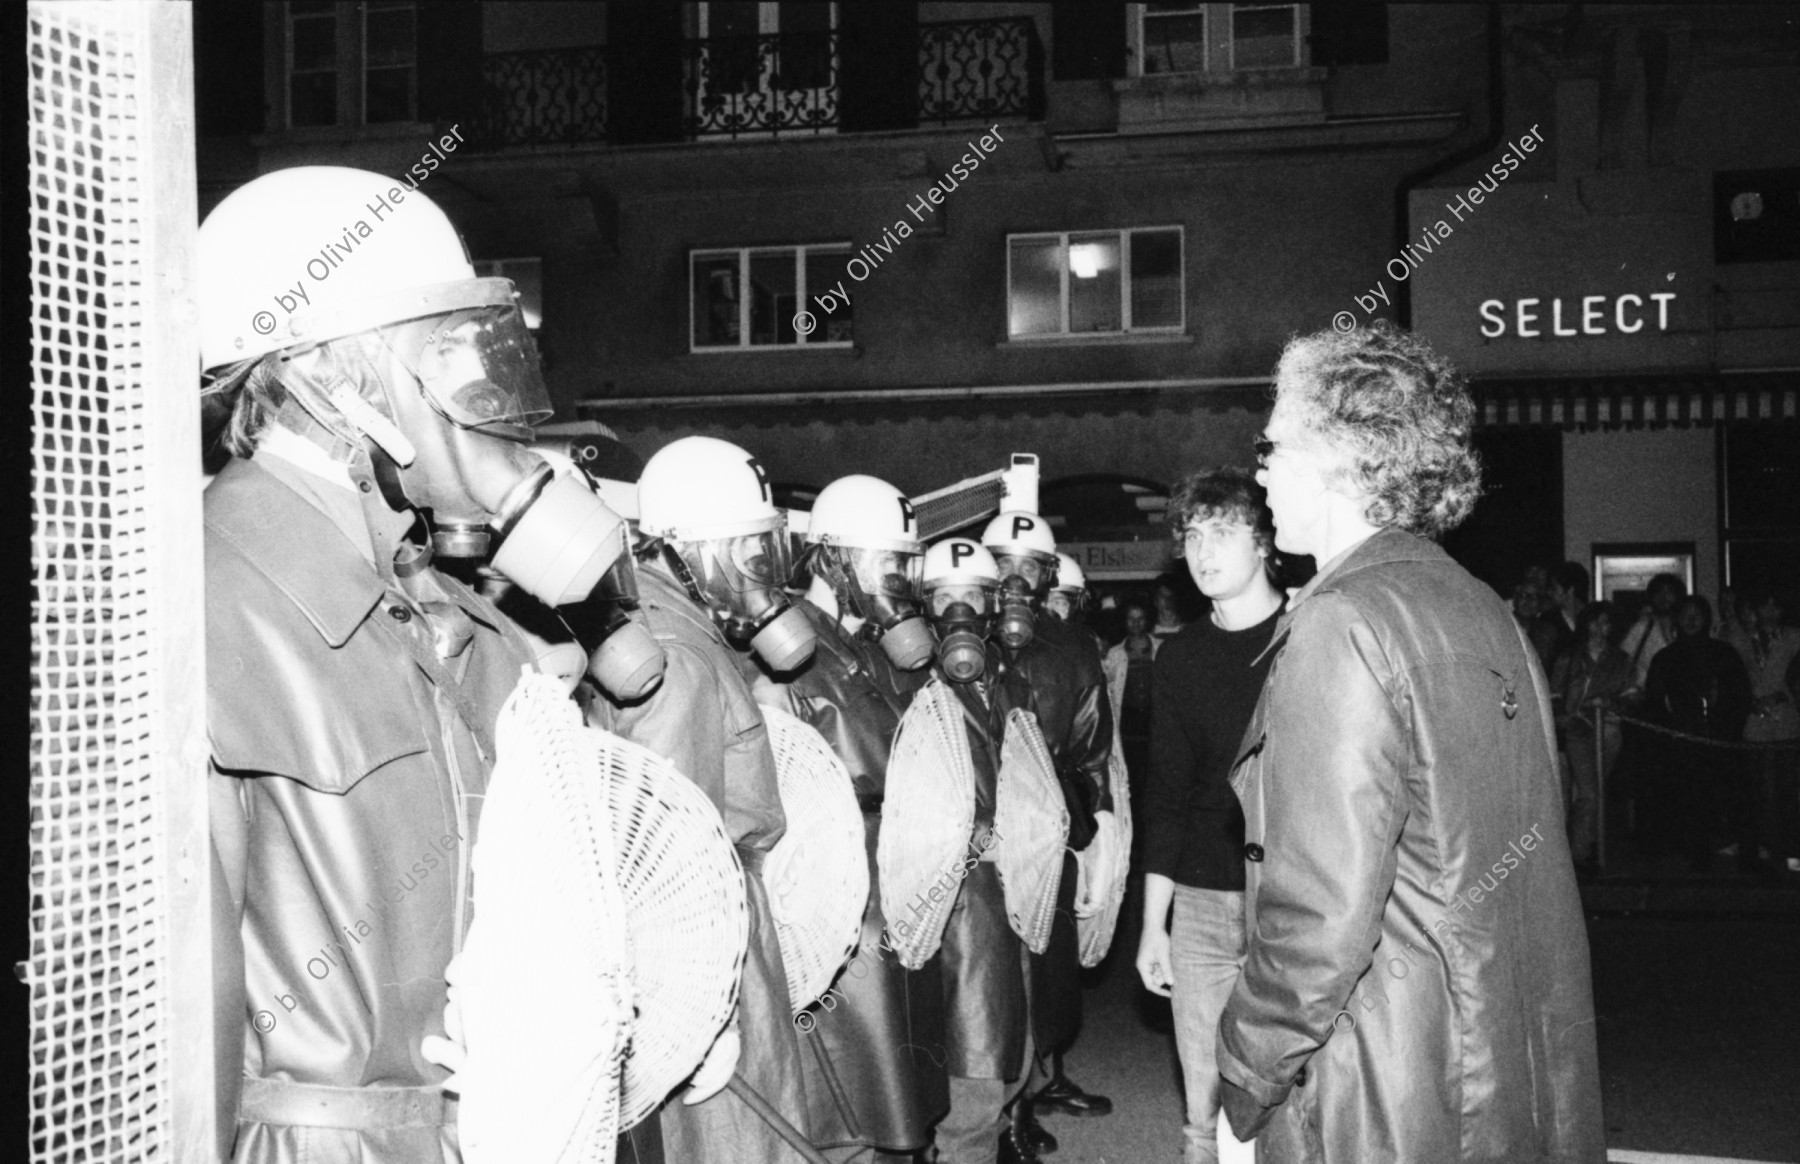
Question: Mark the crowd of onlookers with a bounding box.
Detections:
[1509,565,1800,878]
[1085,561,1800,882]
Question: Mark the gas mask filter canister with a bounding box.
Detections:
[875,612,936,671]
[489,463,667,699]
[933,601,989,683]
[995,576,1036,651]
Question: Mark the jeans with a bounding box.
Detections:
[1171,886,1247,1164]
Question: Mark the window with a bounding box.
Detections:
[1136,3,1305,76]
[362,0,418,125]
[1007,228,1184,339]
[284,1,417,129]
[288,1,338,127]
[473,259,544,332]
[690,2,838,139]
[690,245,854,351]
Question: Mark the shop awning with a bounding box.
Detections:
[1475,371,1798,428]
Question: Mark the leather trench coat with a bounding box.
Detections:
[750,599,951,1149]
[589,567,822,1164]
[1217,529,1604,1164]
[205,456,537,1164]
[936,665,1030,1080]
[992,618,1115,1056]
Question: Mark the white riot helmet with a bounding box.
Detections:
[1046,551,1089,622]
[639,436,816,672]
[922,538,999,683]
[806,476,934,669]
[197,166,659,697]
[980,510,1058,648]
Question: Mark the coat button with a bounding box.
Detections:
[1244,842,1265,862]
[389,606,412,623]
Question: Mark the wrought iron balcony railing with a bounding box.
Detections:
[683,29,838,139]
[474,46,608,148]
[919,17,1044,127]
[465,16,1043,150]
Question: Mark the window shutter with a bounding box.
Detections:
[840,1,920,133]
[418,0,483,125]
[1310,3,1389,67]
[608,0,687,145]
[1052,2,1126,80]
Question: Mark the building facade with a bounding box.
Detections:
[196,3,1796,599]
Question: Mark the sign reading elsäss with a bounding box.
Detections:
[1477,292,1676,338]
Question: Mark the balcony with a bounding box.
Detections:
[476,46,610,148]
[467,16,1043,150]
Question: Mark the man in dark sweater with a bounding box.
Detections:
[1136,468,1284,1164]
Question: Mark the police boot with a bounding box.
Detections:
[998,1100,1043,1164]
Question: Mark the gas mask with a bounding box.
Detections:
[932,602,990,683]
[818,545,934,671]
[488,470,664,700]
[282,306,667,699]
[663,526,817,673]
[995,575,1037,651]
[927,584,996,683]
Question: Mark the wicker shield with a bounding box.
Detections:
[995,709,1070,955]
[603,719,751,1129]
[877,676,977,970]
[761,704,869,1012]
[1078,738,1134,968]
[458,668,633,1163]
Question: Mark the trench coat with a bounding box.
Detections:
[205,455,537,1164]
[1217,528,1604,1164]
[937,663,1030,1079]
[750,599,951,1149]
[590,567,821,1163]
[992,617,1114,1057]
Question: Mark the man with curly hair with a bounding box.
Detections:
[1216,321,1603,1163]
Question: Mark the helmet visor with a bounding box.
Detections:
[413,308,552,437]
[848,547,924,603]
[993,552,1056,592]
[593,523,640,605]
[684,528,796,612]
[928,583,995,618]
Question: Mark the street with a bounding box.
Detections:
[1041,900,1800,1162]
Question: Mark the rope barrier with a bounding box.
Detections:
[1596,709,1800,752]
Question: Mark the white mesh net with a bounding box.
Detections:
[877,677,977,970]
[29,4,205,1161]
[995,709,1069,955]
[1078,741,1134,967]
[459,669,633,1164]
[760,706,868,1012]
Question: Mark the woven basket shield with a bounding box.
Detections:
[995,709,1070,955]
[761,705,869,1012]
[876,676,977,970]
[1078,738,1134,967]
[602,717,750,1129]
[459,668,632,1163]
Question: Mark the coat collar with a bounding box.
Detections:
[205,456,389,649]
[637,564,732,647]
[1258,527,1449,662]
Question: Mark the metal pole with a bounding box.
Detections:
[1595,707,1607,871]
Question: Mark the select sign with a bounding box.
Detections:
[1478,292,1676,339]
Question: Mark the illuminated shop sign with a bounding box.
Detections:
[1061,541,1177,579]
[1477,292,1676,339]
